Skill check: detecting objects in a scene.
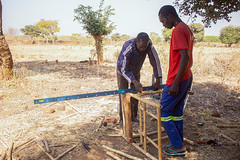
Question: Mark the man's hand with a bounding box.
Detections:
[132,80,143,93]
[152,77,161,91]
[169,82,179,96]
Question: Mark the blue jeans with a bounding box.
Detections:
[160,77,192,148]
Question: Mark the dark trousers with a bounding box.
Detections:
[117,70,140,121]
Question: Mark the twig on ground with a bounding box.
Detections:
[106,151,121,160]
[102,145,142,160]
[0,149,7,160]
[55,145,76,160]
[216,125,240,128]
[14,137,35,151]
[219,133,239,145]
[35,140,55,160]
[42,134,50,153]
[7,140,14,160]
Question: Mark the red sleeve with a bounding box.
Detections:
[172,26,188,51]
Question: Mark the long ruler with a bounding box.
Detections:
[34,86,163,104]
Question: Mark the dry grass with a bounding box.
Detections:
[0,43,239,160]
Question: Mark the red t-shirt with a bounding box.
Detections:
[166,22,194,85]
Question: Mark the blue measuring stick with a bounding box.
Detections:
[34,85,163,104]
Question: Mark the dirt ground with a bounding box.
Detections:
[0,44,239,160]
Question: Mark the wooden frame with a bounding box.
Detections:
[121,90,163,160]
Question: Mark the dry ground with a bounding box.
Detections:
[0,44,239,160]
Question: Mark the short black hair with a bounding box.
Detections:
[158,5,178,18]
[136,32,149,42]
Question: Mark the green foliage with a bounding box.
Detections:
[74,0,115,37]
[204,36,220,43]
[220,26,240,47]
[162,28,173,42]
[174,0,240,27]
[20,25,42,38]
[150,32,161,44]
[189,23,204,42]
[36,19,60,43]
[74,0,115,63]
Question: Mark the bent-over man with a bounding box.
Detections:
[117,32,162,122]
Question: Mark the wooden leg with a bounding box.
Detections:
[122,93,133,143]
[143,103,147,152]
[139,101,143,144]
[157,107,162,160]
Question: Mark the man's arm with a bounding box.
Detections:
[148,45,163,90]
[169,49,189,96]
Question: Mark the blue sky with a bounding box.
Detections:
[2,0,240,37]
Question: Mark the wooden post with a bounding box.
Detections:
[123,93,133,143]
[157,107,162,160]
[143,103,147,152]
[139,101,143,144]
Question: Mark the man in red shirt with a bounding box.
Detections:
[158,5,193,156]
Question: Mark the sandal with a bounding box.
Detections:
[163,145,187,156]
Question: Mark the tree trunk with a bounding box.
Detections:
[94,35,103,64]
[0,0,13,80]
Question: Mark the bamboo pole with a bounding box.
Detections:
[134,131,158,138]
[35,140,55,160]
[131,143,157,160]
[157,107,162,160]
[216,125,240,128]
[139,136,169,146]
[219,133,239,145]
[121,94,126,138]
[146,111,157,120]
[139,101,143,144]
[7,140,14,160]
[55,145,76,160]
[130,94,161,108]
[143,103,147,153]
[183,138,195,146]
[14,137,35,150]
[123,93,133,143]
[106,151,121,160]
[139,90,162,96]
[102,145,142,160]
[146,136,158,149]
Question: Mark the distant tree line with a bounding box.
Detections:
[20,19,60,44]
[161,23,240,46]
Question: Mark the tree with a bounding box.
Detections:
[162,28,173,42]
[120,34,130,41]
[189,23,204,42]
[220,26,240,47]
[36,19,60,44]
[174,0,240,27]
[20,25,42,44]
[0,0,13,79]
[204,36,220,43]
[150,32,161,44]
[74,0,115,64]
[111,33,120,41]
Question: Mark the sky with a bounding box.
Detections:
[2,0,240,37]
